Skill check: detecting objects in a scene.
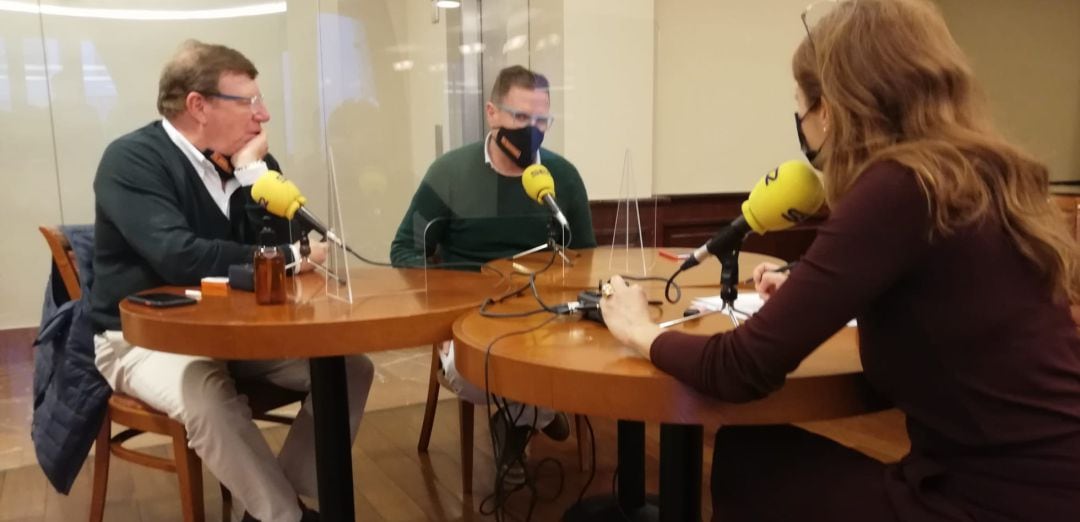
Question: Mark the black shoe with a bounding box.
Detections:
[300,505,319,522]
[491,409,531,470]
[541,412,571,442]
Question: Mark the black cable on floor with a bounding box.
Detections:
[479,314,561,522]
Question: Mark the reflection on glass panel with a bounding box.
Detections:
[319,13,372,109]
[80,41,116,123]
[281,50,294,156]
[23,37,59,108]
[317,1,450,264]
[0,40,10,111]
[1,0,658,324]
[38,2,291,223]
[0,14,65,328]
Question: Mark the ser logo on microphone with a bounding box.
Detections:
[782,207,812,223]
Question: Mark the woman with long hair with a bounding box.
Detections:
[601,0,1080,520]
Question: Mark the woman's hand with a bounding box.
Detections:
[600,275,663,358]
[752,262,790,301]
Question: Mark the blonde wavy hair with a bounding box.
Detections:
[793,0,1080,302]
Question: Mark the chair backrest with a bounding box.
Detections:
[39,225,82,301]
[1052,194,1080,240]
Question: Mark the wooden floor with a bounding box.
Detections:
[0,327,910,521]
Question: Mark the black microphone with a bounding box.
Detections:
[292,207,339,245]
[680,216,752,271]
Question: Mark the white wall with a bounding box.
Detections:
[651,0,1080,195]
[562,0,654,201]
[654,0,811,195]
[936,0,1080,181]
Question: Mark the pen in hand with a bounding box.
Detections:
[741,261,798,285]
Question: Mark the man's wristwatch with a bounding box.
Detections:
[233,160,268,185]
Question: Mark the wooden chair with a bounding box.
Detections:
[416,343,590,494]
[1054,196,1080,326]
[38,226,305,522]
[1052,194,1080,240]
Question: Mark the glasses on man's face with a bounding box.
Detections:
[497,104,554,131]
[801,0,852,55]
[203,92,267,114]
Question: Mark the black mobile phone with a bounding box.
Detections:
[126,292,197,308]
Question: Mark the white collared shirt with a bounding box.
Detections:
[160,119,266,216]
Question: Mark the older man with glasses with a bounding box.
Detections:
[90,40,375,522]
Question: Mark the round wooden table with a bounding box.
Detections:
[453,286,885,521]
[487,246,782,290]
[121,267,506,522]
[455,287,875,425]
[121,267,504,359]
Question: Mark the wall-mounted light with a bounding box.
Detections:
[431,0,460,24]
[0,0,286,20]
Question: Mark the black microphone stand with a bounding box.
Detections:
[717,237,751,327]
[295,225,346,285]
[510,217,574,266]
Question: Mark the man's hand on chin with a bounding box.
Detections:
[232,130,268,169]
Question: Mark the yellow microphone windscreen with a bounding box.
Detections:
[741,160,824,234]
[251,171,306,220]
[521,164,555,204]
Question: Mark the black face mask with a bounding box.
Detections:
[495,125,544,169]
[794,111,823,168]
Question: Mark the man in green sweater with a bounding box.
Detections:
[390,66,596,461]
[90,40,372,522]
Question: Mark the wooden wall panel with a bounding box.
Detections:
[589,194,825,262]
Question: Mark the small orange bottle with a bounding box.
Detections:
[254,219,286,305]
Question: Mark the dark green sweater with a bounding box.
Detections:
[390,141,596,267]
[89,121,294,331]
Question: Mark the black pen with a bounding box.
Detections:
[741,261,798,285]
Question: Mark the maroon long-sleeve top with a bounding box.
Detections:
[651,161,1080,521]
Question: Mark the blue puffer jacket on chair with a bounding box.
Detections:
[32,225,110,494]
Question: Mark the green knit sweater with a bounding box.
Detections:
[390,141,596,268]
